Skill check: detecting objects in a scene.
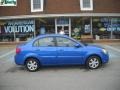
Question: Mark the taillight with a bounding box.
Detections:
[16,48,21,54]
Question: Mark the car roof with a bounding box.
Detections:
[37,34,69,38]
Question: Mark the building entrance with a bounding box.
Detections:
[55,18,71,36]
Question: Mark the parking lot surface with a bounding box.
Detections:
[0,43,120,90]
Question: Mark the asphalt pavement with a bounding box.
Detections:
[0,43,120,90]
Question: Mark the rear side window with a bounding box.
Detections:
[33,37,55,47]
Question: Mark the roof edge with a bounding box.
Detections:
[0,13,120,20]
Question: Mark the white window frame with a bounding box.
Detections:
[31,0,44,12]
[80,0,93,11]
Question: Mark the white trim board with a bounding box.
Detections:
[0,13,120,20]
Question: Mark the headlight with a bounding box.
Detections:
[102,49,108,54]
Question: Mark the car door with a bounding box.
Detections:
[56,37,84,65]
[33,36,57,65]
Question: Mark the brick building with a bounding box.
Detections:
[0,0,120,42]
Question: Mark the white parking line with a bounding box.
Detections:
[0,49,15,59]
[104,45,120,53]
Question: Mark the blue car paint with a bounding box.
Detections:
[82,46,109,64]
[15,34,109,66]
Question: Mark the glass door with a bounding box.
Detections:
[55,18,71,37]
[56,25,69,36]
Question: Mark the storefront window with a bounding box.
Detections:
[0,25,14,41]
[92,17,120,39]
[71,26,81,40]
[0,19,35,42]
[111,18,120,39]
[35,18,55,35]
[93,17,109,39]
[71,17,91,40]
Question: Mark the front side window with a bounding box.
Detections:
[31,0,44,12]
[33,37,55,47]
[80,0,93,11]
[56,37,76,47]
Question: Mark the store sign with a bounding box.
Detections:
[107,25,120,31]
[0,0,17,6]
[3,20,35,33]
[100,18,120,31]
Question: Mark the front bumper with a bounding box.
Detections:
[101,52,109,64]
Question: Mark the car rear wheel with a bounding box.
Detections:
[25,58,40,72]
[86,56,101,69]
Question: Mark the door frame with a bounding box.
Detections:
[55,18,71,37]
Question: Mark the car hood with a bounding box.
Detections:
[84,44,103,51]
[88,45,103,48]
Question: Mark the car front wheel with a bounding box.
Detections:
[25,58,40,72]
[86,56,101,69]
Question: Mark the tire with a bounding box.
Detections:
[25,58,40,72]
[86,56,101,69]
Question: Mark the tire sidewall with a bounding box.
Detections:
[25,58,40,72]
[86,56,101,69]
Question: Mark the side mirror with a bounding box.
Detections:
[74,44,81,48]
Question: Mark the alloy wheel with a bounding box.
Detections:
[87,56,101,69]
[26,58,39,72]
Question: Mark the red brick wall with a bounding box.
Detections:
[0,0,30,16]
[93,0,120,13]
[0,0,120,16]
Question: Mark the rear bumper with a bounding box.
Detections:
[14,54,25,65]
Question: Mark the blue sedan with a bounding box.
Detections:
[15,34,109,72]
